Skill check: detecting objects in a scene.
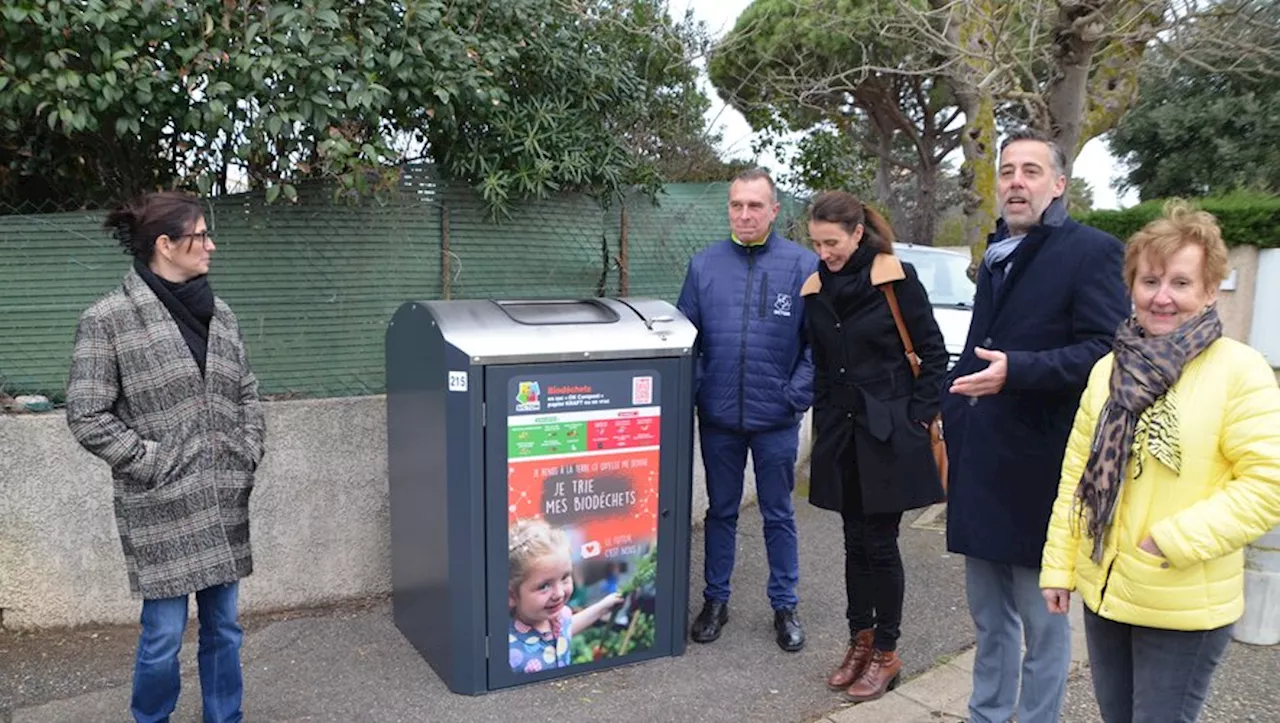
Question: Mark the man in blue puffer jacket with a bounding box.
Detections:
[677,168,819,652]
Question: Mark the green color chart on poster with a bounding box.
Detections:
[508,421,589,458]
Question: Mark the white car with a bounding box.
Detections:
[893,243,976,369]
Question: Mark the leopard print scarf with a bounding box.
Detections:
[1074,305,1223,563]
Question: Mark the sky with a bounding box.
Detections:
[675,0,1138,210]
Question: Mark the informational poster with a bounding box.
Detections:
[504,370,661,675]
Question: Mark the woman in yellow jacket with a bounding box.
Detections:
[1040,201,1280,723]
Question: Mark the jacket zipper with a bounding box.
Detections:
[1097,558,1117,610]
[758,272,769,318]
[739,250,757,430]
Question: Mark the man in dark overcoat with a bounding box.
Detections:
[940,129,1129,723]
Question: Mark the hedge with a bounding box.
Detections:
[1077,192,1280,249]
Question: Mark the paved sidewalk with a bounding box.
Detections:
[821,578,1280,723]
[6,498,1275,722]
[818,601,1087,723]
[2,502,975,723]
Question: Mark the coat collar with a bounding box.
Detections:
[801,253,905,296]
[991,196,1069,244]
[726,229,783,256]
[124,266,185,330]
[981,196,1075,317]
[121,266,235,387]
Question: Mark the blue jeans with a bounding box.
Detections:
[965,557,1070,723]
[132,582,244,723]
[1084,606,1231,723]
[700,423,800,609]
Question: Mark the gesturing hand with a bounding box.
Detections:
[949,347,1008,398]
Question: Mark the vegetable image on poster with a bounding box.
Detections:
[505,370,662,674]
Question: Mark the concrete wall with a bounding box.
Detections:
[0,398,811,630]
[1203,245,1279,385]
[1217,245,1260,343]
[1249,249,1280,371]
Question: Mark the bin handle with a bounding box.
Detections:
[644,315,674,331]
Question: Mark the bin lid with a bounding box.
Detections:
[420,297,697,363]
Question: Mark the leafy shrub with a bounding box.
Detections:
[1077,192,1280,248]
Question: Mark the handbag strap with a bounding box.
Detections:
[879,283,921,379]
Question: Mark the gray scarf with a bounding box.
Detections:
[983,233,1025,270]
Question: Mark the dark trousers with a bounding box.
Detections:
[841,465,903,651]
[700,423,800,609]
[1084,606,1232,723]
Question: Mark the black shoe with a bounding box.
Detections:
[690,600,729,643]
[774,607,805,652]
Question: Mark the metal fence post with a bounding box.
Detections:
[619,206,630,297]
[441,201,452,300]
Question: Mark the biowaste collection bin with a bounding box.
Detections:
[386,298,698,695]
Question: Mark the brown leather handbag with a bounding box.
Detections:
[879,282,949,494]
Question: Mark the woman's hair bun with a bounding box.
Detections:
[101,192,204,260]
[103,205,140,253]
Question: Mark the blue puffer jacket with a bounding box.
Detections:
[677,232,818,433]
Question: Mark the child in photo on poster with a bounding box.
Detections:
[507,518,624,674]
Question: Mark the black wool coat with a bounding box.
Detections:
[802,249,948,516]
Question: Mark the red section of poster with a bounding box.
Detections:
[507,448,659,559]
[585,414,661,452]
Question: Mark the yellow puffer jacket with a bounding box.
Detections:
[1041,337,1280,631]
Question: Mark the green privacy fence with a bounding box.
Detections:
[0,170,807,400]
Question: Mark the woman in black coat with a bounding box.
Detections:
[800,191,947,702]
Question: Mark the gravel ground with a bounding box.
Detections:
[1062,638,1280,722]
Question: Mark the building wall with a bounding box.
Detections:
[0,398,812,630]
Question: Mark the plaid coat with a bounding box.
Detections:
[66,268,266,599]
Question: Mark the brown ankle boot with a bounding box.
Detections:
[844,649,903,703]
[826,629,874,690]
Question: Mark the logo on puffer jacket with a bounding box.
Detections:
[773,292,792,317]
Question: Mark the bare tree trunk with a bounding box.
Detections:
[914,159,939,245]
[874,149,894,206]
[956,91,997,263]
[1075,38,1145,156]
[1046,1,1160,172]
[903,76,953,246]
[939,0,999,270]
[873,128,897,222]
[1044,2,1103,176]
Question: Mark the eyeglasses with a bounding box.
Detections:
[176,231,214,247]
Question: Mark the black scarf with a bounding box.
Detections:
[134,258,215,375]
[1074,305,1223,562]
[817,242,879,315]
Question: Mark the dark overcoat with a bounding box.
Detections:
[803,252,948,515]
[941,199,1129,568]
[66,268,266,599]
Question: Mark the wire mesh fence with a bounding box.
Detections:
[0,166,809,402]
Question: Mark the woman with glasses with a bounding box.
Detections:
[66,191,264,723]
